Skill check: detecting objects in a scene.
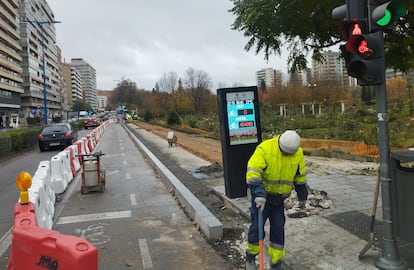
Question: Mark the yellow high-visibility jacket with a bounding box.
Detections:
[246,135,307,199]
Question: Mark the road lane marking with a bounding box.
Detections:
[126,172,131,179]
[139,238,153,269]
[106,170,119,176]
[56,210,132,225]
[130,194,137,206]
[0,227,12,257]
[123,160,127,165]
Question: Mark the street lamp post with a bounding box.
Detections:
[307,83,317,103]
[24,19,61,126]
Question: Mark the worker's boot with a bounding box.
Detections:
[245,259,257,270]
[270,260,283,270]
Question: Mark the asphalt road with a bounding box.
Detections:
[1,123,236,269]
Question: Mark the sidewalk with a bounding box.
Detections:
[216,173,414,269]
[216,175,385,270]
[128,123,413,270]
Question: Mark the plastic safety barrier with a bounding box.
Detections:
[86,134,94,151]
[74,140,85,161]
[34,161,55,204]
[81,137,91,155]
[29,170,54,229]
[50,154,69,194]
[7,202,98,270]
[64,145,81,177]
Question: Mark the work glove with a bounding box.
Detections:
[254,197,266,212]
[298,200,306,209]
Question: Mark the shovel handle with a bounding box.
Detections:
[258,209,264,270]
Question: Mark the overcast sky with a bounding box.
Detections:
[47,0,289,91]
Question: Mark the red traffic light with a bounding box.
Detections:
[345,27,380,58]
[358,40,374,56]
[342,31,385,86]
[346,36,376,57]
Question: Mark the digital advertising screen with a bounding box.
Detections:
[226,91,258,145]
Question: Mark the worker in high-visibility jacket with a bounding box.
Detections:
[245,130,308,270]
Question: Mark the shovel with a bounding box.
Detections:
[359,168,380,259]
[258,209,264,270]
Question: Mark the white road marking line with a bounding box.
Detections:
[123,160,127,165]
[126,172,131,179]
[56,210,132,225]
[0,227,12,257]
[106,170,119,176]
[130,194,137,206]
[139,238,153,269]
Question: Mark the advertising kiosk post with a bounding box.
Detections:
[217,86,262,199]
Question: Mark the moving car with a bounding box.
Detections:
[38,123,78,152]
[83,118,100,129]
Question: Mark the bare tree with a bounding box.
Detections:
[157,71,178,93]
[184,67,212,114]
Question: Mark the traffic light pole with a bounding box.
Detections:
[332,1,408,266]
[374,37,407,270]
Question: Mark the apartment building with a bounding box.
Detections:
[18,0,61,122]
[256,68,283,89]
[71,58,97,111]
[0,0,23,128]
[56,46,69,115]
[289,69,308,86]
[312,50,357,87]
[97,93,107,112]
[62,62,82,107]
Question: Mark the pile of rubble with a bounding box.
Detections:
[285,186,334,218]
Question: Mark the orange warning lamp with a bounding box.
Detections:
[16,171,32,204]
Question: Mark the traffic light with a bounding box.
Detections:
[340,22,385,85]
[369,0,408,31]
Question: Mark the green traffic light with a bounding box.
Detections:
[376,2,408,27]
[376,9,392,26]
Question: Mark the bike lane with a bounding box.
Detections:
[50,123,235,270]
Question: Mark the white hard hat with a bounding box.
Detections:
[279,130,301,154]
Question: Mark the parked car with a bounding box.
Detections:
[38,123,78,152]
[83,118,100,129]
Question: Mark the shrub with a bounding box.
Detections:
[26,117,42,126]
[167,111,181,126]
[0,128,40,153]
[144,110,154,122]
[0,136,12,156]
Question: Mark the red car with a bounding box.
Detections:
[83,118,100,129]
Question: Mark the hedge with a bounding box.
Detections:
[0,128,41,157]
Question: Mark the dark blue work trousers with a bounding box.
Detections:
[246,194,286,262]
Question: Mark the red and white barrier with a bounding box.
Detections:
[80,137,91,154]
[64,145,81,177]
[73,140,83,162]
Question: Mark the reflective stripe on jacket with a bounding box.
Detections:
[246,135,307,197]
